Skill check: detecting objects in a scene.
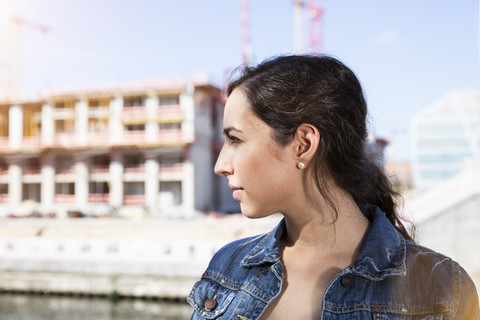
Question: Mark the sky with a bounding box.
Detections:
[1,0,479,161]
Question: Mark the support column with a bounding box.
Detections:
[9,104,23,149]
[40,152,55,213]
[145,95,159,144]
[74,153,89,211]
[144,150,159,217]
[109,150,123,209]
[182,161,195,217]
[41,102,54,147]
[8,158,22,209]
[109,96,124,145]
[180,93,195,143]
[75,99,88,145]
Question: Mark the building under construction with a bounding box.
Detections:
[0,78,236,218]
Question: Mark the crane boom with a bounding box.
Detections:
[0,0,48,101]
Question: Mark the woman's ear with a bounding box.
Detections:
[293,123,320,166]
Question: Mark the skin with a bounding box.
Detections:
[215,88,370,319]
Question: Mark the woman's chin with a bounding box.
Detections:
[240,207,271,219]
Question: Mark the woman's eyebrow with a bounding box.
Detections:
[223,127,243,136]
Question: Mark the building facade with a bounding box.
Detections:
[411,90,480,191]
[0,79,234,218]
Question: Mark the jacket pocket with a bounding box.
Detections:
[187,276,239,319]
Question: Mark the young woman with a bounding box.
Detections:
[187,55,479,319]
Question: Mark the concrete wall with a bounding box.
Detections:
[0,236,220,299]
[189,94,215,212]
[0,215,282,298]
[415,194,480,291]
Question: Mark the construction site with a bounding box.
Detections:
[0,1,479,319]
[0,0,323,219]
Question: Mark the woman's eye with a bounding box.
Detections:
[228,135,241,145]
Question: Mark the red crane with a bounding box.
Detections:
[293,0,323,54]
[307,0,322,54]
[240,0,252,65]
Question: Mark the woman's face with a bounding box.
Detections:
[214,88,298,218]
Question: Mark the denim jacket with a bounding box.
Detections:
[187,205,480,319]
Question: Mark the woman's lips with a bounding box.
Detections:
[232,189,243,200]
[229,185,244,200]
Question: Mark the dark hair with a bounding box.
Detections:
[227,55,412,241]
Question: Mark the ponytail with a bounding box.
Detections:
[359,160,413,241]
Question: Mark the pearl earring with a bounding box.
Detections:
[296,162,306,170]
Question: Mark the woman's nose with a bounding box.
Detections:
[214,147,233,177]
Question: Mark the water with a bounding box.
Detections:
[0,294,191,320]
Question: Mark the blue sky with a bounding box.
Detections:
[3,0,479,160]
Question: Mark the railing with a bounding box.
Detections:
[159,163,184,180]
[54,132,76,147]
[52,108,75,119]
[0,128,191,150]
[122,106,147,122]
[124,163,145,174]
[86,132,110,147]
[122,105,184,122]
[56,167,75,175]
[88,194,110,203]
[90,165,110,174]
[122,130,147,144]
[158,129,186,144]
[23,166,41,176]
[0,136,8,149]
[0,194,8,203]
[123,194,145,206]
[159,163,184,173]
[157,105,183,119]
[54,194,75,203]
[87,107,109,118]
[22,136,41,148]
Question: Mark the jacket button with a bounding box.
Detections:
[433,304,443,314]
[340,274,353,288]
[204,298,217,311]
[373,305,382,313]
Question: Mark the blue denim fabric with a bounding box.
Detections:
[187,205,480,319]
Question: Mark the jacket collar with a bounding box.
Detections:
[240,205,406,280]
[240,219,285,267]
[352,205,406,280]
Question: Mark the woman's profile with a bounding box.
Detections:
[187,55,480,319]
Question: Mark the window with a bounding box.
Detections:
[124,96,144,107]
[22,183,41,202]
[158,95,179,105]
[55,183,75,195]
[125,124,145,131]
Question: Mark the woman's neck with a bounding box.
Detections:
[281,186,370,262]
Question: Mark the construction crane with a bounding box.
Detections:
[293,0,304,54]
[240,0,252,65]
[292,0,323,54]
[307,0,322,54]
[239,0,322,65]
[0,0,48,101]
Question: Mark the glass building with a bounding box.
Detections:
[411,90,480,191]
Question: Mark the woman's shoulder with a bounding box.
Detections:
[404,240,462,272]
[403,240,479,318]
[403,239,475,286]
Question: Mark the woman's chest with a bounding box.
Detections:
[189,267,457,320]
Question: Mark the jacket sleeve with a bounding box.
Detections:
[454,265,480,320]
